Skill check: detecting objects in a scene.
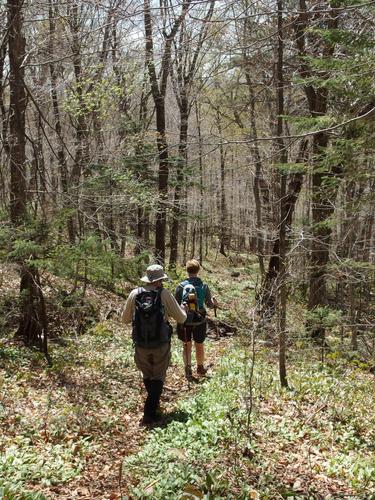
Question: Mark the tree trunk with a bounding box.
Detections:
[242,12,268,275]
[260,141,307,319]
[169,1,214,266]
[294,0,339,342]
[135,206,144,256]
[169,97,188,266]
[276,0,288,388]
[0,40,9,209]
[69,2,89,239]
[8,0,27,224]
[217,110,228,257]
[48,0,74,242]
[17,263,49,359]
[7,0,49,357]
[196,102,204,265]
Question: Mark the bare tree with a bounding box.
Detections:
[169,0,215,266]
[144,0,192,263]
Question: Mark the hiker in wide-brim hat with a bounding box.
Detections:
[140,264,169,283]
[122,264,187,426]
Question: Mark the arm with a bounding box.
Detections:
[204,285,218,309]
[121,289,138,324]
[163,289,187,324]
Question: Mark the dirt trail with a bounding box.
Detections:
[36,335,230,500]
[1,264,233,499]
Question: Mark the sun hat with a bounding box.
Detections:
[140,264,169,283]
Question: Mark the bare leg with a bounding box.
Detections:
[183,341,193,378]
[195,342,204,366]
[195,342,207,375]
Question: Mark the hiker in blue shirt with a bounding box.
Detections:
[175,259,218,380]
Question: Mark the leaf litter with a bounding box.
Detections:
[1,263,374,498]
[1,264,230,499]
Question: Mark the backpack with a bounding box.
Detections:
[132,288,170,348]
[180,279,207,326]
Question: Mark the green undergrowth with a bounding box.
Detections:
[0,319,219,499]
[123,348,251,499]
[1,307,374,498]
[0,323,138,498]
[124,340,375,499]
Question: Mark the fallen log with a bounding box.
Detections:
[206,317,237,338]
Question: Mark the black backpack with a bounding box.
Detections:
[132,288,170,348]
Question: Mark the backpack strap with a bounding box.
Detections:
[202,283,208,302]
[133,287,144,317]
[196,283,206,310]
[159,288,167,321]
[132,288,142,319]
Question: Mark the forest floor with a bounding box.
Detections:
[1,261,375,499]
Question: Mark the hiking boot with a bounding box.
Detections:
[197,365,207,376]
[140,413,164,428]
[185,365,193,380]
[142,379,163,425]
[140,414,154,427]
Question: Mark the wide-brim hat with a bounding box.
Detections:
[140,264,168,283]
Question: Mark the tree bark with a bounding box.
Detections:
[8,0,27,223]
[68,2,90,239]
[276,0,288,388]
[260,141,308,319]
[48,0,74,242]
[196,102,204,265]
[242,13,268,276]
[216,109,228,257]
[7,0,49,356]
[169,95,188,266]
[295,0,340,342]
[0,39,9,204]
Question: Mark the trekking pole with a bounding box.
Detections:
[183,326,191,390]
[213,304,219,339]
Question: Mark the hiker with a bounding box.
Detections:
[175,259,218,379]
[122,264,187,425]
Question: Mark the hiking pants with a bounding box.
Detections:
[134,342,171,381]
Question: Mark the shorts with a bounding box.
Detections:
[177,322,207,344]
